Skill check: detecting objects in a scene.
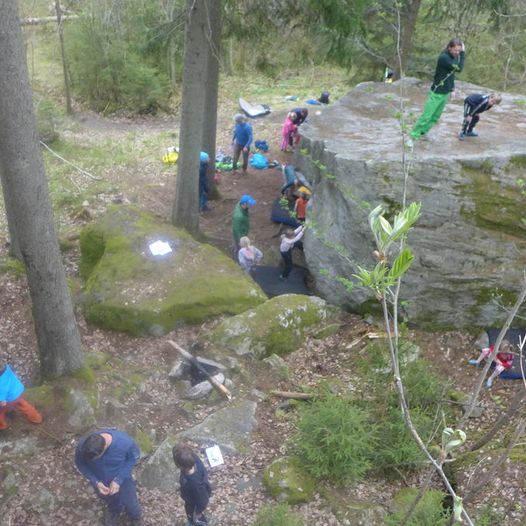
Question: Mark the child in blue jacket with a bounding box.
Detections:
[0,363,42,430]
[173,445,212,526]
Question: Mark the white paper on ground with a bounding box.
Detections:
[149,240,172,256]
[205,445,224,467]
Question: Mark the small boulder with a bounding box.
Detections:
[209,294,340,359]
[139,435,179,491]
[262,456,315,504]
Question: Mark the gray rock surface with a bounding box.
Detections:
[67,389,97,432]
[139,435,180,491]
[177,399,257,454]
[298,78,526,328]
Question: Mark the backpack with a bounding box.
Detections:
[249,153,269,169]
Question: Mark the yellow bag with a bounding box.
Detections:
[162,149,179,165]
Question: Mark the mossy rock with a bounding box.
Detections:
[209,294,340,358]
[321,487,386,526]
[263,456,315,504]
[79,206,266,335]
[387,488,449,525]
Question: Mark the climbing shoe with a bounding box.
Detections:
[465,131,478,137]
[458,132,465,141]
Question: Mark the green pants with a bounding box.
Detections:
[410,91,449,138]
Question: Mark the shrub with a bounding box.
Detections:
[386,488,450,526]
[253,503,304,526]
[294,394,377,485]
[372,407,433,473]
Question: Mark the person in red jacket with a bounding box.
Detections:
[468,339,515,388]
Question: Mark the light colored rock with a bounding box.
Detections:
[298,78,526,328]
[210,294,341,359]
[29,488,56,516]
[177,399,257,455]
[80,206,266,335]
[184,373,225,400]
[67,389,96,432]
[139,435,180,491]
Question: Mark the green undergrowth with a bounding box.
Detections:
[253,502,304,526]
[292,340,450,486]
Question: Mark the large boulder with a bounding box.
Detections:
[79,206,266,335]
[297,78,526,328]
[208,294,341,358]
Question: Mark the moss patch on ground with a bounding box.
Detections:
[80,206,266,335]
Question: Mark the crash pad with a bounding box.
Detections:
[239,97,271,118]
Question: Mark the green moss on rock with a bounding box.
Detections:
[79,206,266,335]
[210,294,340,358]
[263,456,315,504]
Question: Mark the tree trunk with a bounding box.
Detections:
[55,0,73,115]
[394,0,422,79]
[172,0,209,234]
[0,1,83,378]
[0,165,22,260]
[201,0,222,200]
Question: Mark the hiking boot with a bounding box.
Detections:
[458,132,465,141]
[465,131,478,137]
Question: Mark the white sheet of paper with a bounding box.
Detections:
[149,240,172,256]
[205,445,224,467]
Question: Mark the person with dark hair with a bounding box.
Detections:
[232,113,253,176]
[75,429,143,526]
[410,38,465,142]
[173,445,212,526]
[291,107,309,126]
[459,93,501,140]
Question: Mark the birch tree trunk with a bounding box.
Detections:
[0,1,83,377]
[172,0,209,234]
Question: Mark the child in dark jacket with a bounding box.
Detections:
[173,445,212,526]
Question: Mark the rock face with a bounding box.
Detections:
[79,206,266,335]
[209,294,341,358]
[297,78,526,328]
[262,456,315,504]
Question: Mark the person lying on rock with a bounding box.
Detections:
[458,92,501,140]
[0,362,42,430]
[410,38,465,142]
[468,338,515,388]
[75,429,143,526]
[173,445,212,526]
[238,236,263,274]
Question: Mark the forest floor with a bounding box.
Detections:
[1,99,526,526]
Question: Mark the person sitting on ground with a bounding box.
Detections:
[199,151,210,212]
[279,224,305,281]
[459,92,501,140]
[281,112,298,152]
[294,192,309,223]
[173,445,212,526]
[232,114,253,176]
[232,194,256,256]
[0,362,42,430]
[468,338,515,388]
[238,236,263,274]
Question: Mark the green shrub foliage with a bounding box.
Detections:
[253,503,304,526]
[386,489,450,526]
[294,394,378,485]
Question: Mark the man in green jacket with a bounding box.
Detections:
[232,194,256,256]
[410,38,465,141]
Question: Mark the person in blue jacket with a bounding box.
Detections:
[199,151,210,212]
[75,429,143,526]
[173,445,212,526]
[459,92,501,140]
[232,113,253,176]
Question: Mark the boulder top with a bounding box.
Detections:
[302,78,526,162]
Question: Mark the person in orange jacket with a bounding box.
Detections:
[0,363,42,430]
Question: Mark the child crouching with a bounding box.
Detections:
[173,445,212,526]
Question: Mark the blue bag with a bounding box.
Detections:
[250,153,269,169]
